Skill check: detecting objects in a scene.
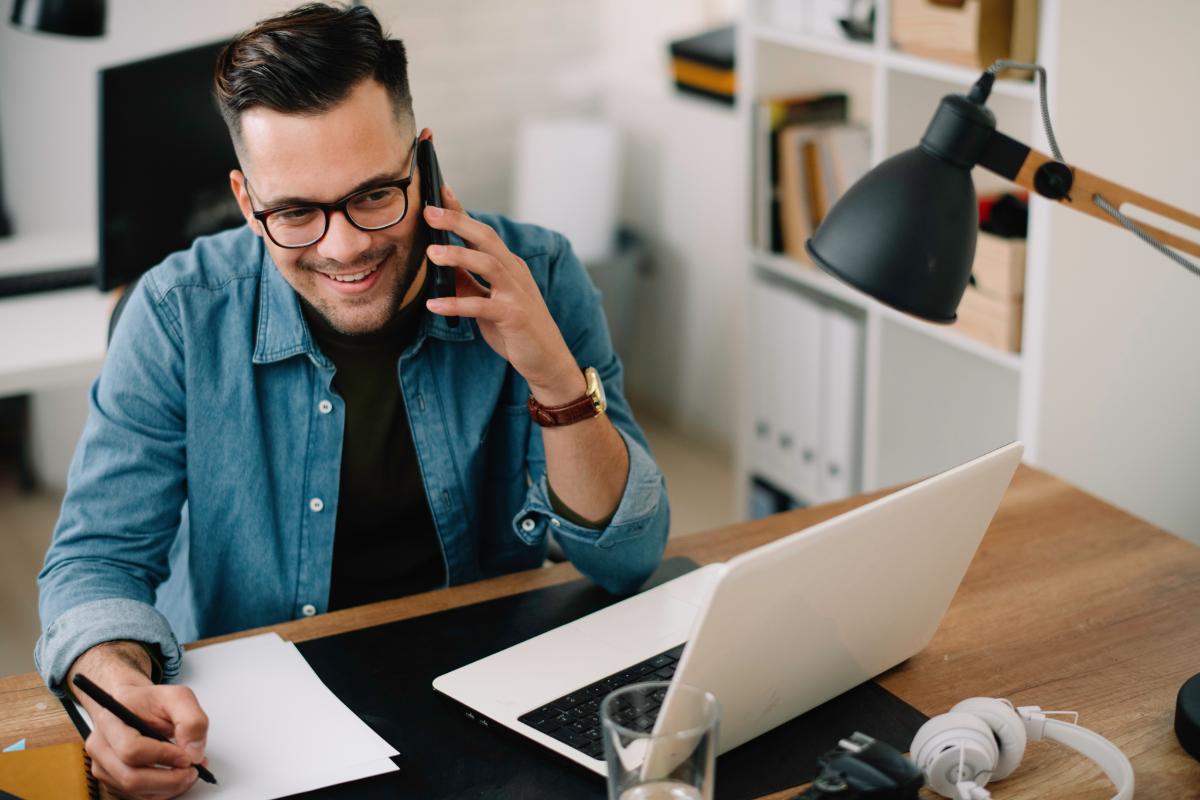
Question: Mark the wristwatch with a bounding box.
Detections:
[528,366,607,427]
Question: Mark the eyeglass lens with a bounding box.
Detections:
[266,186,409,247]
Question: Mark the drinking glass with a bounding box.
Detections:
[601,681,719,800]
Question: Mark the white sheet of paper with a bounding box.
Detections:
[76,633,399,799]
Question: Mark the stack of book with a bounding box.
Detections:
[669,25,736,105]
[754,92,871,263]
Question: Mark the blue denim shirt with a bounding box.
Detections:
[36,215,669,689]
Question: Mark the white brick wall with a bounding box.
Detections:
[376,0,603,214]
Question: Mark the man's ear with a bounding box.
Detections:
[229,169,262,238]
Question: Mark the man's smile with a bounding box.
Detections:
[312,252,390,295]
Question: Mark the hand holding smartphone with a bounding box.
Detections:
[416,137,457,327]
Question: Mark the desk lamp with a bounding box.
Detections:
[804,60,1200,762]
[806,61,1200,321]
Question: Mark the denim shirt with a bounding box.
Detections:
[35,215,669,689]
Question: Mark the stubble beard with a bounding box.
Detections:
[297,229,426,336]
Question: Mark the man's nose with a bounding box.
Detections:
[316,210,372,265]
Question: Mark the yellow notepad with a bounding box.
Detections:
[0,741,98,800]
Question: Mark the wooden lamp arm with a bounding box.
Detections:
[979,130,1200,259]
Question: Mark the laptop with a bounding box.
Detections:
[433,442,1023,775]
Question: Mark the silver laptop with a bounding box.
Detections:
[433,441,1023,774]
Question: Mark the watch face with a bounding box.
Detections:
[587,366,607,412]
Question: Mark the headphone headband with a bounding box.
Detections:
[911,698,1134,800]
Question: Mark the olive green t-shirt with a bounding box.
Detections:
[303,276,444,611]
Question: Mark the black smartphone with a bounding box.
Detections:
[416,137,457,326]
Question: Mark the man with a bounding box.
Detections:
[36,4,669,796]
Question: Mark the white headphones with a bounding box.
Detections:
[909,697,1134,800]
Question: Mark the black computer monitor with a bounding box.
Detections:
[98,40,243,291]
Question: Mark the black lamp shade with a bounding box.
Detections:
[11,0,105,36]
[806,146,978,323]
[806,92,1004,323]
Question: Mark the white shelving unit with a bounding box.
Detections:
[735,0,1057,514]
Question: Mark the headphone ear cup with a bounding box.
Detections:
[950,697,1028,780]
[910,711,1000,797]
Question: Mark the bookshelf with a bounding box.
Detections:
[736,0,1058,515]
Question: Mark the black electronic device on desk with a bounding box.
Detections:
[415,137,457,326]
[98,40,242,292]
[791,733,924,799]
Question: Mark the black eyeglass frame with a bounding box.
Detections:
[248,137,419,249]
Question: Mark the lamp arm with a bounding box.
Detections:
[977,130,1200,269]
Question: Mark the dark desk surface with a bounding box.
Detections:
[3,464,1199,798]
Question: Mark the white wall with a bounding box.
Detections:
[1031,0,1200,541]
[599,0,744,452]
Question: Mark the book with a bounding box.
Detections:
[754,93,848,252]
[0,741,98,799]
[775,122,871,261]
[669,25,736,104]
[822,125,871,200]
[670,57,736,104]
[803,137,827,225]
[778,125,817,262]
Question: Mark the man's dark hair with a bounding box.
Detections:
[214,2,413,148]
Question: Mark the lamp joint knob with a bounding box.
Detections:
[1034,161,1074,200]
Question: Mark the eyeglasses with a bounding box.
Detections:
[248,138,418,249]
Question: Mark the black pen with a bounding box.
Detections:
[72,673,217,784]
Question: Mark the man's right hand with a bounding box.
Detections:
[66,641,208,799]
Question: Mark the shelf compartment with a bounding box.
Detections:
[752,249,1023,372]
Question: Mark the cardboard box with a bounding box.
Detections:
[954,285,1023,353]
[891,0,1039,71]
[972,231,1025,299]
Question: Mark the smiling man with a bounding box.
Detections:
[35,4,669,797]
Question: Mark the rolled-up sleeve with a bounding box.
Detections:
[35,598,182,690]
[511,232,670,595]
[35,276,187,689]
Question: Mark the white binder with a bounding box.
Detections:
[748,278,864,506]
[749,280,786,492]
[777,286,824,503]
[819,305,863,501]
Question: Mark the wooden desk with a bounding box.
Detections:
[2,465,1198,798]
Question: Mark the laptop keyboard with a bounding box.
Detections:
[516,644,685,760]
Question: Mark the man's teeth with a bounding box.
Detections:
[327,265,379,283]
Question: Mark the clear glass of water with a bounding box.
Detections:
[601,681,719,800]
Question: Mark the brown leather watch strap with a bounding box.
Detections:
[527,392,600,427]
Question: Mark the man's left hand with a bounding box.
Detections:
[423,186,586,406]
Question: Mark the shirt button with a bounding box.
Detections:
[550,518,561,527]
[301,603,316,617]
[520,518,536,533]
[318,399,333,414]
[309,497,324,512]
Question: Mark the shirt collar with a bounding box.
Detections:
[252,240,473,366]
